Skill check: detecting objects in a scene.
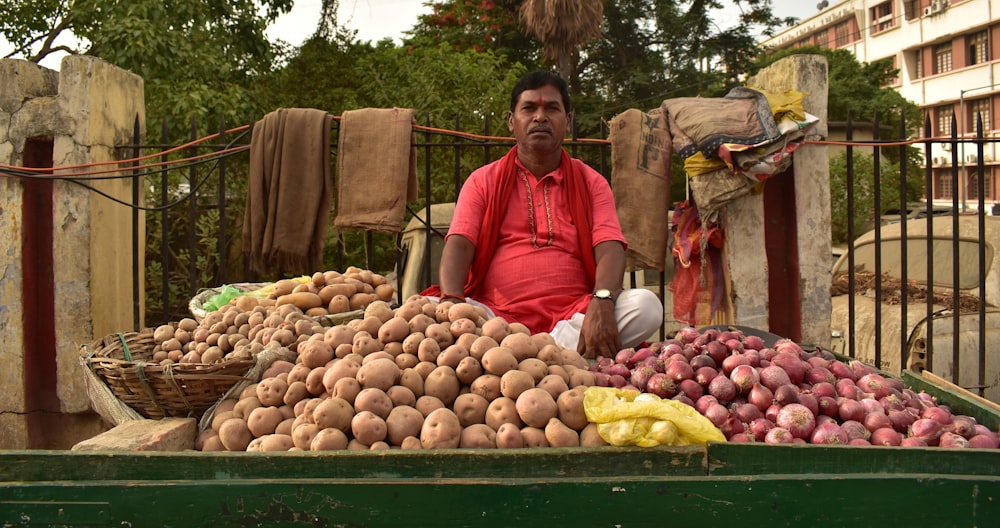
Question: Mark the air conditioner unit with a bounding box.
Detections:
[923,6,934,16]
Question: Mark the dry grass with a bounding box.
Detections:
[831,270,982,313]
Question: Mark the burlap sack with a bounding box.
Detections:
[609,108,673,271]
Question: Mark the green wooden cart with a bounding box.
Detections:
[2,371,998,527]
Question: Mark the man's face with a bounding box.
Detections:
[508,84,570,154]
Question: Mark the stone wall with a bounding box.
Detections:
[0,56,145,449]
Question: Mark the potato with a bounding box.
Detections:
[323,325,357,350]
[283,381,310,407]
[232,396,262,419]
[321,357,362,393]
[352,410,388,446]
[247,406,284,437]
[377,316,410,343]
[546,364,571,385]
[452,393,489,428]
[353,387,393,419]
[356,357,400,391]
[195,429,219,451]
[364,300,394,323]
[468,335,499,361]
[408,313,436,335]
[415,395,445,417]
[536,344,565,366]
[517,358,549,384]
[425,323,455,348]
[501,332,537,362]
[275,417,295,436]
[369,441,391,450]
[200,433,226,452]
[416,338,441,363]
[399,436,423,450]
[256,377,289,407]
[520,426,549,448]
[460,423,498,448]
[436,344,469,369]
[413,361,437,380]
[259,433,295,452]
[481,346,518,376]
[580,422,608,446]
[385,405,425,446]
[485,397,522,431]
[454,356,483,385]
[276,292,324,312]
[401,332,425,355]
[153,324,176,343]
[272,278,301,297]
[312,397,355,432]
[332,377,362,404]
[297,340,334,369]
[386,385,417,408]
[328,294,351,314]
[515,388,558,429]
[399,368,425,398]
[495,422,524,448]
[218,418,253,451]
[395,352,419,369]
[351,331,383,356]
[211,410,235,432]
[536,374,570,401]
[310,427,349,451]
[423,365,460,406]
[304,366,328,396]
[469,374,502,401]
[420,408,462,449]
[447,302,479,324]
[568,368,597,388]
[480,317,511,344]
[448,318,478,340]
[556,388,589,431]
[560,348,589,370]
[499,369,535,400]
[544,418,580,447]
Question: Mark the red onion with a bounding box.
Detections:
[974,424,992,436]
[716,330,742,343]
[724,339,745,353]
[816,414,837,426]
[827,360,856,381]
[742,349,762,368]
[810,422,849,445]
[689,354,716,370]
[677,379,703,401]
[870,428,902,446]
[758,348,777,362]
[765,404,781,423]
[860,398,884,416]
[675,326,701,344]
[773,339,803,356]
[671,392,695,407]
[593,372,611,387]
[857,373,891,399]
[838,398,865,423]
[615,348,635,366]
[748,383,774,412]
[695,366,719,387]
[720,413,747,439]
[863,412,893,434]
[950,415,977,439]
[721,354,747,376]
[887,409,917,433]
[900,437,928,447]
[703,403,730,427]
[770,352,808,385]
[910,418,944,446]
[921,406,953,425]
[807,357,831,369]
[629,365,656,392]
[810,382,837,400]
[938,432,970,448]
[849,438,873,446]
[608,374,627,388]
[836,378,863,400]
[665,360,695,383]
[733,402,763,423]
[968,434,1000,449]
[776,403,816,440]
[708,375,737,403]
[703,341,728,365]
[743,335,766,351]
[841,420,870,441]
[817,396,839,418]
[849,360,878,379]
[805,366,835,386]
[878,393,905,412]
[608,363,630,379]
[797,393,819,418]
[749,418,774,441]
[758,365,791,391]
[729,364,759,394]
[639,356,666,373]
[773,384,800,406]
[645,373,677,399]
[695,395,718,414]
[729,433,753,443]
[764,427,795,444]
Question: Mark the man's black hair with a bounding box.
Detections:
[509,70,571,114]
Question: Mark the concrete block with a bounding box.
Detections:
[71,418,197,452]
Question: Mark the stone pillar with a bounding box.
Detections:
[0,56,145,449]
[726,54,831,348]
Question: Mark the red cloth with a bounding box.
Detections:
[423,146,625,333]
[669,200,725,326]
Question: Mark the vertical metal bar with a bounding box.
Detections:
[846,112,856,359]
[975,113,987,396]
[949,114,960,383]
[454,114,463,198]
[898,113,909,368]
[160,117,170,323]
[131,116,142,330]
[422,115,433,289]
[218,115,228,284]
[872,112,883,369]
[923,114,935,368]
[188,118,199,301]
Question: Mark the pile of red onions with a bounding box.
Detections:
[589,326,1000,448]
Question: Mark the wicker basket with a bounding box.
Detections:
[81,329,255,420]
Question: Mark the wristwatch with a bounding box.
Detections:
[592,289,614,301]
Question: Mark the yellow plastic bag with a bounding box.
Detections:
[583,387,726,447]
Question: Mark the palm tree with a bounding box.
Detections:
[517,0,604,87]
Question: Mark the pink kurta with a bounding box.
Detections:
[447,155,626,334]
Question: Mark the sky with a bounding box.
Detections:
[4,0,828,70]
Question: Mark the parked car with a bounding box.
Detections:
[830,215,1000,403]
[878,202,953,225]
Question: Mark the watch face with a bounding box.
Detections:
[594,289,612,299]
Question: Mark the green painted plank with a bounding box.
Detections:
[2,475,997,527]
[0,447,706,482]
[708,442,1000,477]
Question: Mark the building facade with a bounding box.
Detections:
[762,0,998,212]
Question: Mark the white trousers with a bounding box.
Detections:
[430,288,663,352]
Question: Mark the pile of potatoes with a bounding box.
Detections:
[147,267,394,365]
[195,295,608,451]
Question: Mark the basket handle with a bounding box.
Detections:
[117,333,133,361]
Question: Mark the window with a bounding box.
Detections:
[934,42,953,74]
[815,28,830,48]
[969,31,989,66]
[903,0,919,21]
[871,1,894,33]
[968,99,991,133]
[835,21,851,47]
[936,172,954,199]
[938,106,954,136]
[915,52,923,79]
[967,172,993,201]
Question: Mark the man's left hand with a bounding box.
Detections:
[578,297,622,360]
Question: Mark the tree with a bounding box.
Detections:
[517,0,603,85]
